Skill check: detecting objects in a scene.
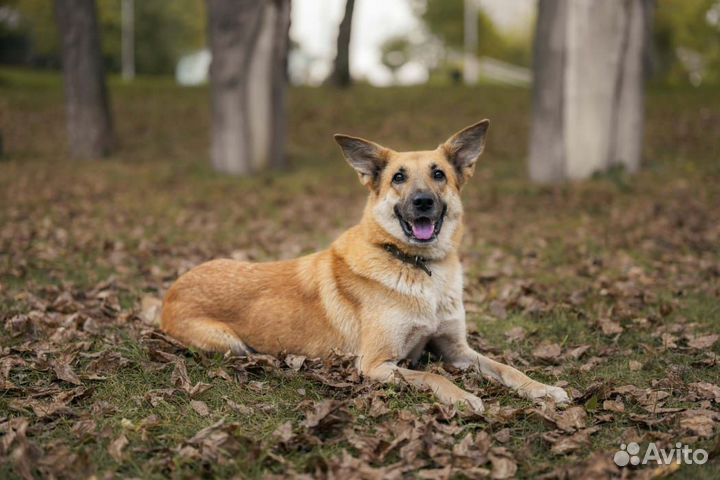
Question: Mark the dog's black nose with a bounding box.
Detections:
[412,192,435,212]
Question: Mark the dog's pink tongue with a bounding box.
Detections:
[412,220,435,240]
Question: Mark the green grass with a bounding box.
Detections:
[0,67,719,478]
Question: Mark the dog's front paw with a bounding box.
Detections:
[460,393,485,413]
[523,383,570,405]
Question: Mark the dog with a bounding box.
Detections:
[160,120,570,412]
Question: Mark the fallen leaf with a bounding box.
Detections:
[108,434,128,462]
[140,295,162,325]
[679,409,718,438]
[489,450,517,479]
[532,342,562,363]
[302,399,351,437]
[272,421,294,443]
[564,344,591,360]
[688,334,719,350]
[555,406,587,432]
[598,318,624,336]
[603,399,625,413]
[53,361,82,386]
[689,382,720,403]
[224,396,252,415]
[190,400,210,417]
[546,427,599,455]
[504,326,526,343]
[284,354,306,371]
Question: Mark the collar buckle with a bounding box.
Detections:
[382,244,432,277]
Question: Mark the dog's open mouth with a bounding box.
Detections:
[395,206,446,243]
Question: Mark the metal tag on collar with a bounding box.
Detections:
[414,256,432,276]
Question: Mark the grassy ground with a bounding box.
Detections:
[0,68,719,479]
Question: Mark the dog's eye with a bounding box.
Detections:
[433,170,446,181]
[392,172,406,184]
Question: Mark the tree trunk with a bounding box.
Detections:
[528,0,567,183]
[327,0,355,88]
[529,0,651,183]
[121,0,135,80]
[55,0,114,159]
[206,0,290,175]
[269,0,291,169]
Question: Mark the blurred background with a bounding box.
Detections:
[3,0,719,86]
[0,0,718,179]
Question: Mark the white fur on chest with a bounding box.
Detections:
[376,260,464,360]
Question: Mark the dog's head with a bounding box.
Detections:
[334,120,489,254]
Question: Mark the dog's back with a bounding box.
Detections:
[161,255,352,357]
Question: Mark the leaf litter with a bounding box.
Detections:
[1,84,719,478]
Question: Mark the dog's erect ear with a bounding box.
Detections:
[441,120,490,185]
[334,134,390,189]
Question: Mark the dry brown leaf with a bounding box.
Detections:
[71,418,97,439]
[493,428,511,443]
[555,406,587,432]
[108,434,128,462]
[532,342,562,363]
[547,427,599,455]
[272,421,294,443]
[140,295,162,325]
[688,334,719,350]
[284,354,306,371]
[564,344,591,360]
[504,326,526,343]
[302,399,351,437]
[602,399,625,413]
[368,395,390,418]
[489,450,517,479]
[598,318,624,335]
[678,409,718,438]
[418,466,452,480]
[689,382,720,403]
[53,361,82,386]
[190,400,210,417]
[660,333,678,349]
[224,396,253,415]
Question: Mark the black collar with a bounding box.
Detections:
[382,243,432,276]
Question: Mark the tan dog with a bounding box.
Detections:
[161,121,569,412]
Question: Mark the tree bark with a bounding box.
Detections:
[55,0,114,159]
[328,0,355,88]
[121,0,135,80]
[529,0,651,183]
[206,0,290,175]
[529,0,567,183]
[269,0,291,169]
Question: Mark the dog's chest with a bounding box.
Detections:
[380,263,464,359]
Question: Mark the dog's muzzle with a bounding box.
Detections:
[395,192,446,243]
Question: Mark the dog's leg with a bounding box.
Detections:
[162,317,252,356]
[362,360,485,413]
[431,322,569,404]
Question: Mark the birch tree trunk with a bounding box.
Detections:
[206,0,291,175]
[55,0,114,159]
[327,0,355,88]
[529,0,651,183]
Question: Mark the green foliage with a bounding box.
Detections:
[653,0,720,85]
[4,0,206,74]
[380,35,413,74]
[98,0,206,74]
[416,0,532,67]
[2,0,59,66]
